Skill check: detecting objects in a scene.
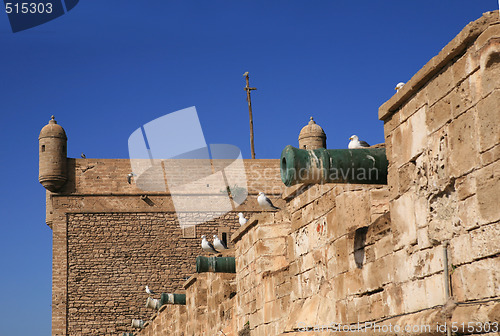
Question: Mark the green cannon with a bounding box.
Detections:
[280,145,388,186]
[196,256,236,273]
[146,293,186,310]
[160,293,186,305]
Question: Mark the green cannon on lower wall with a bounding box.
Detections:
[146,294,186,310]
[160,293,186,305]
[196,256,236,273]
[280,145,388,186]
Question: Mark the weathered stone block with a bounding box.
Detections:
[476,89,500,153]
[387,164,399,200]
[469,222,500,261]
[299,295,322,328]
[426,64,454,107]
[451,257,498,301]
[390,125,404,168]
[416,226,433,250]
[410,246,444,279]
[427,96,452,134]
[407,105,429,163]
[255,237,287,256]
[344,269,363,296]
[449,232,473,265]
[426,127,451,193]
[449,108,479,178]
[390,192,417,250]
[383,112,400,134]
[450,74,477,118]
[315,294,337,326]
[325,207,340,241]
[452,49,479,85]
[480,143,500,167]
[392,249,413,284]
[398,161,416,194]
[336,190,371,234]
[255,223,290,240]
[255,255,288,274]
[424,273,446,307]
[348,295,371,323]
[456,173,477,201]
[326,235,348,276]
[428,188,460,242]
[362,254,393,291]
[373,235,393,259]
[402,279,427,313]
[400,89,427,123]
[475,160,500,224]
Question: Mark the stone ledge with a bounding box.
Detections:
[282,184,311,201]
[183,275,197,289]
[379,11,500,121]
[231,214,262,243]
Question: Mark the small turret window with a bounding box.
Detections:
[62,145,66,152]
[41,145,45,152]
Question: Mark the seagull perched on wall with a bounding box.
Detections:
[145,286,156,296]
[81,153,86,159]
[201,235,219,254]
[395,82,405,91]
[238,212,248,226]
[213,235,228,251]
[242,71,249,77]
[258,192,280,210]
[127,172,136,184]
[348,135,370,149]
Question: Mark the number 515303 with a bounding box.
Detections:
[5,2,53,14]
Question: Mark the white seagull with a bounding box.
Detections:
[145,285,156,296]
[201,235,219,254]
[127,172,136,184]
[258,192,280,210]
[213,235,228,251]
[395,82,405,91]
[348,135,370,149]
[238,212,248,226]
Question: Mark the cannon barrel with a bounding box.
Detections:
[160,293,186,305]
[280,145,388,187]
[196,256,236,273]
[131,319,145,329]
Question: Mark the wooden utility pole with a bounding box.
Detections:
[243,72,257,159]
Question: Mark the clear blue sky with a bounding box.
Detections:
[0,1,497,335]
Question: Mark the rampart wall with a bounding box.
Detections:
[133,11,500,336]
[47,159,283,336]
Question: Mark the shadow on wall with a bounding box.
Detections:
[352,212,391,269]
[354,227,368,268]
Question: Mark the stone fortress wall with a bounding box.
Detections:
[41,10,500,336]
[44,157,285,336]
[132,11,500,336]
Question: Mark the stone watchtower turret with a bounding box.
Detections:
[38,115,68,192]
[298,116,326,149]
